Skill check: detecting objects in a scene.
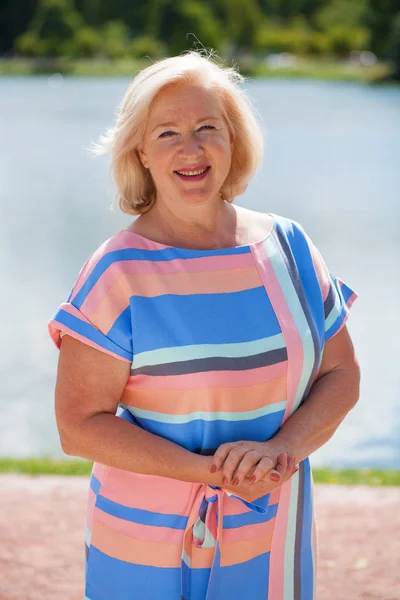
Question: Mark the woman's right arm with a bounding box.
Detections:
[56,334,221,485]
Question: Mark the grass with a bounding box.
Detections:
[0,56,397,84]
[1,458,399,485]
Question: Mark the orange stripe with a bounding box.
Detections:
[91,520,182,567]
[93,507,184,544]
[121,376,286,414]
[223,517,275,544]
[221,528,273,567]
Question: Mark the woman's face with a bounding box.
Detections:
[138,82,233,209]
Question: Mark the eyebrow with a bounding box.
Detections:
[151,116,221,133]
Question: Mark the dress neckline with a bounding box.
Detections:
[117,212,276,253]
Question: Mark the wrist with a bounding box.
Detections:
[185,454,223,486]
[266,435,298,463]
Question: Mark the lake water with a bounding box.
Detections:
[1,75,399,468]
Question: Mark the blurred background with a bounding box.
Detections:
[0,0,399,469]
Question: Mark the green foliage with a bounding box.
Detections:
[131,36,166,60]
[7,0,400,70]
[386,12,400,77]
[70,26,102,58]
[101,20,131,59]
[16,0,83,57]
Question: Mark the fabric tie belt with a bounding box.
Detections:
[180,484,270,600]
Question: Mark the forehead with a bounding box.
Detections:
[147,82,224,124]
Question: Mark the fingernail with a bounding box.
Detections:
[270,473,280,482]
[232,477,239,486]
[250,475,256,484]
[222,476,228,485]
[293,467,299,473]
[210,464,217,473]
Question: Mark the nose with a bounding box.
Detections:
[180,132,203,159]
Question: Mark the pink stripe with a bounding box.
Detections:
[80,252,255,314]
[48,315,130,363]
[127,361,288,390]
[268,478,293,600]
[86,487,96,530]
[70,233,137,302]
[93,507,184,544]
[101,467,201,515]
[251,241,303,421]
[92,462,109,483]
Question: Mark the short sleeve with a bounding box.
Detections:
[48,240,133,363]
[305,233,358,342]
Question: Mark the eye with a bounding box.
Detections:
[159,131,176,138]
[198,125,215,131]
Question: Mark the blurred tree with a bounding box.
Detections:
[158,0,222,55]
[0,0,38,54]
[365,0,400,58]
[101,20,131,58]
[312,0,371,56]
[386,12,400,79]
[214,0,264,52]
[70,25,101,57]
[130,35,166,59]
[15,0,83,56]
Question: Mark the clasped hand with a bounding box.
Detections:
[209,440,298,502]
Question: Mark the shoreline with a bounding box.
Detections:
[0,458,399,485]
[0,56,396,84]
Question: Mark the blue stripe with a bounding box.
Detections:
[223,502,278,528]
[134,410,286,453]
[131,287,282,353]
[86,546,181,599]
[95,495,189,529]
[73,246,251,308]
[279,218,325,351]
[52,308,132,361]
[106,306,133,356]
[208,552,270,599]
[89,474,101,496]
[300,459,314,600]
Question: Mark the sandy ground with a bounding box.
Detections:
[0,476,399,600]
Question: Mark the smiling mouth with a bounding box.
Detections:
[174,166,211,180]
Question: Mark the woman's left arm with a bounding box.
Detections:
[272,324,360,465]
[211,325,360,486]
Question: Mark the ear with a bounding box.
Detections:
[138,147,149,169]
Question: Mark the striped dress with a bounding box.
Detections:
[48,212,357,600]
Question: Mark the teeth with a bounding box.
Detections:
[176,167,208,176]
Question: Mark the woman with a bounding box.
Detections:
[48,51,360,600]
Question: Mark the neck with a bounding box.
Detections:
[143,198,237,249]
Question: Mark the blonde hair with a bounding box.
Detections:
[92,50,264,215]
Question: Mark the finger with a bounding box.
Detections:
[248,456,276,484]
[284,455,295,478]
[222,447,254,484]
[210,442,240,473]
[230,451,264,486]
[255,453,288,484]
[275,452,288,477]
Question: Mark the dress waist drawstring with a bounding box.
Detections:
[181,484,270,600]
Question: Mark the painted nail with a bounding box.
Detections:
[210,464,217,473]
[270,473,280,482]
[250,475,256,484]
[222,476,228,485]
[232,477,239,486]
